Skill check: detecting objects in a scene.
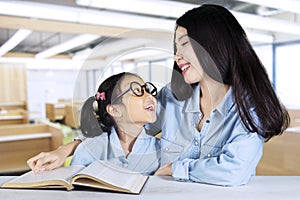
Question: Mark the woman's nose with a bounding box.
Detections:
[174,53,183,62]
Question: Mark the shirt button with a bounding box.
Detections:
[206,119,210,123]
[165,147,169,151]
[194,141,199,146]
[207,154,211,157]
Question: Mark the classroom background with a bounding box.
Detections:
[0,0,299,176]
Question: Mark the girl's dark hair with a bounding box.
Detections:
[171,4,290,141]
[80,72,136,137]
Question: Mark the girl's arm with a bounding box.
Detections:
[27,140,81,174]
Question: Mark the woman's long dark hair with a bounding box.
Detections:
[171,4,290,141]
[80,72,135,137]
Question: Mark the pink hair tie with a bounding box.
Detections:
[96,92,106,101]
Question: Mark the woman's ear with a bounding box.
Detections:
[106,104,122,118]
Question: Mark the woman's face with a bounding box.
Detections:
[174,26,205,84]
[117,75,157,126]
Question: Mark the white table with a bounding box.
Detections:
[1,176,300,200]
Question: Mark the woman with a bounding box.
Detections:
[152,4,289,186]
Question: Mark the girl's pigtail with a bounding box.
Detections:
[80,96,103,137]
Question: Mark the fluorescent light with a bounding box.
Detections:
[113,47,171,61]
[78,10,175,30]
[0,29,32,57]
[0,0,79,23]
[0,0,175,31]
[75,0,300,36]
[0,0,299,40]
[245,30,274,43]
[235,0,300,14]
[76,0,194,18]
[35,34,101,59]
[232,11,300,35]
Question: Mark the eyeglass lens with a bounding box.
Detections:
[131,82,157,97]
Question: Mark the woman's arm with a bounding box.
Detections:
[171,132,263,186]
[27,140,81,174]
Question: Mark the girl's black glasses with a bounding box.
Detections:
[111,81,157,103]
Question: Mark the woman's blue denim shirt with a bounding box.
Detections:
[147,83,264,186]
[71,128,160,175]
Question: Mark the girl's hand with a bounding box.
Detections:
[154,163,172,176]
[27,140,81,174]
[27,148,68,174]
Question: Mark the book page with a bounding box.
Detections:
[2,165,85,189]
[72,160,148,193]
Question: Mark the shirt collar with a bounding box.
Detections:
[109,127,154,157]
[109,128,124,157]
[214,86,235,116]
[184,84,201,113]
[184,84,234,116]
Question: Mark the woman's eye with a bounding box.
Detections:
[181,41,189,46]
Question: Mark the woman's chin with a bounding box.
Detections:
[184,77,197,84]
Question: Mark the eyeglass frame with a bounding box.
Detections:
[111,81,157,104]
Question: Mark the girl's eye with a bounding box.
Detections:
[133,88,142,95]
[144,86,150,93]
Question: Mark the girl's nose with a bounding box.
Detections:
[145,92,153,99]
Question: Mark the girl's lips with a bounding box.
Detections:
[144,102,156,112]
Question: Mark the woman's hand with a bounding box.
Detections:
[154,163,172,176]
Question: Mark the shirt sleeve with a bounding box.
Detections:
[70,141,94,166]
[73,135,86,142]
[171,131,264,186]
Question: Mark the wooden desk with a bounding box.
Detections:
[288,109,300,127]
[0,176,300,199]
[64,103,81,129]
[0,102,26,110]
[0,110,28,125]
[45,103,66,122]
[0,123,63,174]
[257,127,300,175]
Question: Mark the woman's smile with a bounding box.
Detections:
[178,62,191,75]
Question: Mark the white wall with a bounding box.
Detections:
[276,43,300,108]
[21,41,300,120]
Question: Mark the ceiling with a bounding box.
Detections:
[0,0,300,61]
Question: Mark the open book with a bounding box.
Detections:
[1,160,148,194]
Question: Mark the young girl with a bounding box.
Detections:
[28,72,160,175]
